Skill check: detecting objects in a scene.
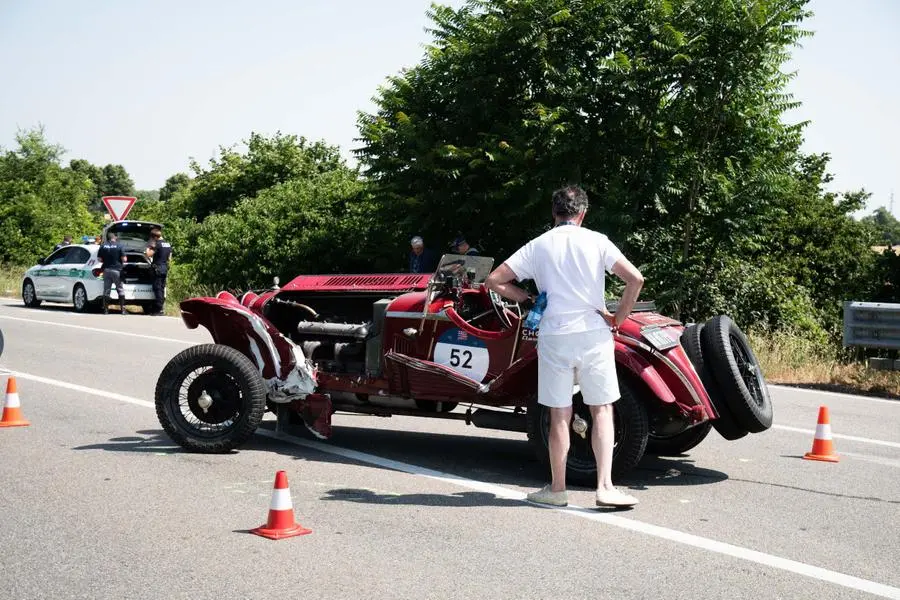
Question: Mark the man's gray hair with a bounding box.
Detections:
[551,185,589,218]
[410,236,424,247]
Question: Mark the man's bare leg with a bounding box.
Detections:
[590,404,615,491]
[590,402,638,505]
[549,405,573,492]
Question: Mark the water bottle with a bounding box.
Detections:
[523,291,547,330]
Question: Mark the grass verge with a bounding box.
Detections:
[0,264,24,298]
[749,331,900,398]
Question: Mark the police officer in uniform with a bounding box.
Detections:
[146,228,172,316]
[97,232,127,315]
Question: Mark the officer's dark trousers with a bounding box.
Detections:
[152,272,168,314]
[102,269,125,313]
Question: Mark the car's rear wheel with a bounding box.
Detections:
[681,323,748,441]
[72,284,91,313]
[22,280,41,308]
[701,315,773,433]
[527,378,648,485]
[155,344,266,453]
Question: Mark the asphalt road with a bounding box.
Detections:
[0,298,898,600]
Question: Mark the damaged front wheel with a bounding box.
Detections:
[155,344,266,453]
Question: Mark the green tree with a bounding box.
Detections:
[189,170,368,289]
[68,158,136,211]
[159,172,191,202]
[861,207,900,246]
[182,132,346,221]
[357,0,872,335]
[0,128,102,264]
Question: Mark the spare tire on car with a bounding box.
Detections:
[700,315,773,433]
[680,323,748,441]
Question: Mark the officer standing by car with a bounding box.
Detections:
[97,232,127,315]
[146,228,172,316]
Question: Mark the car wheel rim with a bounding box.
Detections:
[74,288,85,309]
[174,368,245,437]
[23,284,34,304]
[729,334,765,407]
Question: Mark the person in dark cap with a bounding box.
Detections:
[450,235,480,256]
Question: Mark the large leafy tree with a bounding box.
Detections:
[357,0,866,335]
[0,128,103,264]
[181,132,347,221]
[69,159,136,211]
[142,133,382,292]
[159,172,192,202]
[861,207,900,246]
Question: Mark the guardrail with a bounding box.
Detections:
[844,302,900,370]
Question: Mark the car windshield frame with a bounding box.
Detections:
[421,253,495,317]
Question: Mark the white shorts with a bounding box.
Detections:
[537,329,620,408]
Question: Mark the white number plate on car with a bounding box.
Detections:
[641,326,679,351]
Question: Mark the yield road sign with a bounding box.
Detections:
[102,196,137,221]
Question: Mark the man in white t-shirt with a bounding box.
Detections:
[485,185,644,508]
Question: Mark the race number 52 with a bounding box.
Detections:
[449,348,473,369]
[434,328,490,382]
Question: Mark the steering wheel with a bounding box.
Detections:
[488,289,514,329]
[443,301,518,341]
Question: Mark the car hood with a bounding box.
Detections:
[102,220,162,252]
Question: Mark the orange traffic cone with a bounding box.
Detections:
[0,377,30,428]
[250,471,312,540]
[803,405,839,462]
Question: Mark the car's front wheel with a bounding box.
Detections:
[526,378,648,485]
[22,280,41,308]
[155,344,266,453]
[72,284,91,313]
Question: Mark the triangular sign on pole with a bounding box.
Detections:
[102,196,137,221]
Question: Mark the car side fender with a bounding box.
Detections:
[614,341,677,404]
[179,295,316,400]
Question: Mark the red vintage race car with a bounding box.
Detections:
[154,253,773,482]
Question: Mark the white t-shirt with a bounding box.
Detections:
[504,224,624,336]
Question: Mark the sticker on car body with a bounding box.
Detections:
[433,328,490,382]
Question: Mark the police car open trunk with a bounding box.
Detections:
[102,220,161,285]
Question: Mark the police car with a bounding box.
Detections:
[21,221,162,313]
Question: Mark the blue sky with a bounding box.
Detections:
[1,0,897,216]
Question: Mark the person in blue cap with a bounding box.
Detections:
[450,234,480,256]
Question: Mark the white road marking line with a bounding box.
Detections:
[0,298,183,321]
[6,370,900,599]
[0,314,196,345]
[0,370,155,409]
[839,451,900,469]
[773,425,900,449]
[769,384,898,405]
